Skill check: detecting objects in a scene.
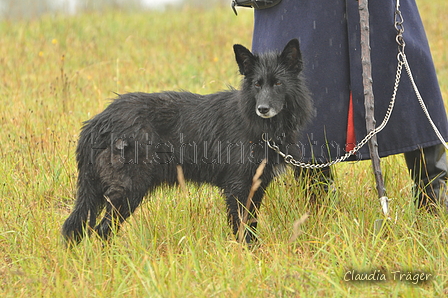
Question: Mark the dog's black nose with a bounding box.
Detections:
[257,105,270,115]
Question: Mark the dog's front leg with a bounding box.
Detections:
[224,185,264,244]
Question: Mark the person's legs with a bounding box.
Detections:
[404,144,448,213]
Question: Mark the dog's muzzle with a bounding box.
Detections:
[256,104,277,118]
[232,0,282,15]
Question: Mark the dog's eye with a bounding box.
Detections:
[275,81,282,86]
[254,81,261,88]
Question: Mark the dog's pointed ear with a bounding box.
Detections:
[280,39,303,73]
[233,44,256,76]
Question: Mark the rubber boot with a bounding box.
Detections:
[404,144,448,213]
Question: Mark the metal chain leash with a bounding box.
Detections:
[395,0,448,150]
[401,48,448,150]
[264,1,448,168]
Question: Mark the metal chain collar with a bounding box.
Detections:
[264,2,447,169]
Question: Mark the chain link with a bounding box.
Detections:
[264,4,448,168]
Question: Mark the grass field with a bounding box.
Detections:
[1,1,447,297]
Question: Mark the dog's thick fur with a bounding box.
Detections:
[62,39,314,244]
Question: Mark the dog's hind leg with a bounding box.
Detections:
[94,184,148,240]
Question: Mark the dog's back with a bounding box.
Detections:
[62,39,313,244]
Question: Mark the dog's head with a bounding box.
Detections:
[233,39,303,119]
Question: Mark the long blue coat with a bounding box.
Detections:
[252,0,448,163]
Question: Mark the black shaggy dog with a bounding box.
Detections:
[62,39,314,244]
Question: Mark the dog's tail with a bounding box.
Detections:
[62,173,102,245]
[62,127,103,245]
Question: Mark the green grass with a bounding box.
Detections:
[1,2,447,297]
